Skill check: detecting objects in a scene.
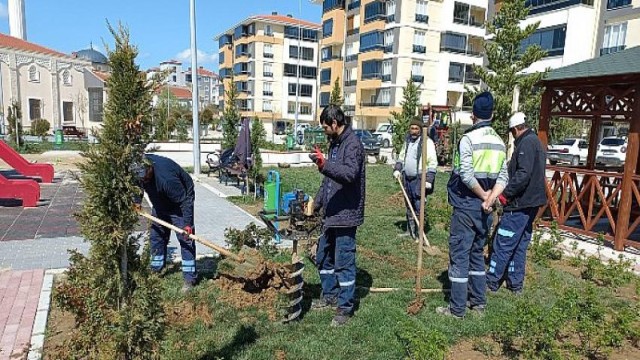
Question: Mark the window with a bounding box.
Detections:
[263,100,272,112]
[290,46,314,60]
[441,32,467,53]
[300,103,312,115]
[29,99,42,120]
[382,59,392,81]
[287,101,297,114]
[364,1,385,23]
[88,88,103,122]
[235,44,249,57]
[413,30,426,53]
[284,64,297,77]
[263,62,273,77]
[525,0,595,15]
[265,25,273,36]
[284,26,318,41]
[607,0,631,9]
[465,64,480,84]
[320,68,332,85]
[415,0,428,22]
[360,31,383,52]
[323,19,334,38]
[380,89,391,105]
[321,47,333,61]
[319,92,330,107]
[300,84,313,97]
[219,52,225,64]
[386,0,396,21]
[28,65,39,82]
[233,62,250,75]
[218,34,232,47]
[448,62,464,82]
[263,82,273,96]
[348,0,361,11]
[323,0,345,13]
[520,25,566,57]
[263,43,273,58]
[300,66,317,79]
[601,23,627,55]
[63,101,74,122]
[453,2,469,24]
[411,61,423,76]
[361,60,381,79]
[62,70,72,86]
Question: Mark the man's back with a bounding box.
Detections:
[145,154,194,212]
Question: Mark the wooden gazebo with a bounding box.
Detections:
[537,46,640,251]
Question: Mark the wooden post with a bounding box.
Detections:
[538,87,552,149]
[415,124,429,299]
[587,116,601,170]
[614,85,640,250]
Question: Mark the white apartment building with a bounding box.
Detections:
[215,13,321,134]
[185,66,221,108]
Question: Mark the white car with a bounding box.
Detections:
[547,138,589,166]
[373,123,394,148]
[295,123,311,136]
[596,136,628,166]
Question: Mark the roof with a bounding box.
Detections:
[544,46,640,83]
[0,33,69,58]
[160,59,182,65]
[186,67,216,77]
[215,14,320,40]
[92,70,110,82]
[74,48,108,64]
[158,85,192,100]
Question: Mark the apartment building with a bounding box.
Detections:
[215,13,321,134]
[185,66,221,108]
[315,0,487,130]
[494,0,640,74]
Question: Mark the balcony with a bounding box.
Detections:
[347,28,360,36]
[600,45,625,56]
[345,54,358,62]
[362,72,382,80]
[411,75,424,83]
[321,55,343,63]
[361,101,390,107]
[412,45,426,54]
[343,105,356,112]
[384,45,393,53]
[415,14,429,24]
[607,0,630,10]
[263,53,274,59]
[263,72,273,78]
[263,91,273,97]
[386,14,395,23]
[382,74,391,82]
[344,80,357,87]
[347,0,360,11]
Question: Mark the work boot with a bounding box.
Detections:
[466,301,486,316]
[330,311,352,327]
[407,220,417,240]
[311,298,337,311]
[435,306,464,319]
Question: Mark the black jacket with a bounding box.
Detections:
[144,154,195,224]
[503,129,547,211]
[314,126,366,228]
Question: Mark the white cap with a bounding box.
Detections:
[509,112,526,129]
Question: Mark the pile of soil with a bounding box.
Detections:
[406,298,425,315]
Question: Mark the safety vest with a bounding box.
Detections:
[448,121,506,210]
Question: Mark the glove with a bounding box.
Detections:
[309,146,326,170]
[183,225,193,236]
[393,170,401,180]
[132,203,142,212]
[425,182,432,190]
[498,194,507,206]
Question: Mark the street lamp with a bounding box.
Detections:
[190,0,201,175]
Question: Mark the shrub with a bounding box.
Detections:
[31,118,51,139]
[397,324,448,360]
[530,222,563,267]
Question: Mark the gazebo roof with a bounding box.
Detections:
[544,46,640,83]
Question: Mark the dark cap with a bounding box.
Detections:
[473,91,494,120]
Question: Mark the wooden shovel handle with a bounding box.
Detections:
[396,176,432,247]
[138,211,243,262]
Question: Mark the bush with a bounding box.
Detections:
[31,118,51,139]
[224,222,277,257]
[397,324,448,360]
[530,221,563,267]
[581,254,635,288]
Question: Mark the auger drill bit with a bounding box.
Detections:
[282,239,305,323]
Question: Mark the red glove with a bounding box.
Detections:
[309,146,326,170]
[183,225,193,236]
[498,194,507,206]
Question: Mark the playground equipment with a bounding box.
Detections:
[0,173,40,207]
[0,140,54,182]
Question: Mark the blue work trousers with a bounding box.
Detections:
[486,207,538,292]
[403,175,422,231]
[150,208,197,284]
[316,227,357,315]
[448,208,492,316]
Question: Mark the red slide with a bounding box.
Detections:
[0,173,40,207]
[0,140,54,183]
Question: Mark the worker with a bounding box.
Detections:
[132,154,197,293]
[393,117,438,240]
[486,112,547,294]
[309,105,366,327]
[436,91,508,318]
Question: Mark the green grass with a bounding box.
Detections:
[48,165,640,359]
[7,140,89,154]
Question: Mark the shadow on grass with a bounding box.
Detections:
[197,324,258,360]
[394,220,433,234]
[157,257,219,283]
[437,270,452,302]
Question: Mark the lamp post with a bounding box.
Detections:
[293,0,302,146]
[190,0,201,175]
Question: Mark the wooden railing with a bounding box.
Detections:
[539,165,640,248]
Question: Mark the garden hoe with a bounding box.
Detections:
[397,177,441,257]
[138,211,268,282]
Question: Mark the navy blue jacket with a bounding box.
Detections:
[503,129,547,211]
[143,154,195,224]
[314,126,366,228]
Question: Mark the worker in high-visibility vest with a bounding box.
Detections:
[436,92,508,318]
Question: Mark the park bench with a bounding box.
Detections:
[206,148,235,178]
[62,126,85,139]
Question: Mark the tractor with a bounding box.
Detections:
[422,105,457,166]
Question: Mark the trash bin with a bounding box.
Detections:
[54,129,63,148]
[286,134,295,150]
[303,126,326,149]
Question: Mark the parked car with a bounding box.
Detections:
[353,129,381,156]
[373,123,394,148]
[596,136,628,166]
[547,138,589,166]
[295,123,311,136]
[274,121,288,135]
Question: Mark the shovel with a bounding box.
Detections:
[396,177,441,256]
[138,211,267,281]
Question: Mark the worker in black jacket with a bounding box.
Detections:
[485,112,547,294]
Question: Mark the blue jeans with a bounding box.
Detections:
[150,209,197,284]
[316,227,357,315]
[448,208,492,316]
[486,207,538,292]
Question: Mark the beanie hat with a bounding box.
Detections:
[509,112,526,129]
[473,91,494,120]
[409,118,423,128]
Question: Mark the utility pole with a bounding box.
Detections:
[294,0,302,146]
[190,0,201,175]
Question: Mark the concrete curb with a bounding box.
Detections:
[27,268,66,360]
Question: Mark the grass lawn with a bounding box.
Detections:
[45,165,640,359]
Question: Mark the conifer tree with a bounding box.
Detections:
[391,79,420,157]
[222,73,240,149]
[55,23,164,358]
[249,116,265,182]
[330,77,343,106]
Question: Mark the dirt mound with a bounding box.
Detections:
[406,298,424,315]
[165,299,214,327]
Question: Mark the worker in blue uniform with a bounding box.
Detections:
[436,92,508,318]
[133,154,197,292]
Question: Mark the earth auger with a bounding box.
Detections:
[259,170,321,322]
